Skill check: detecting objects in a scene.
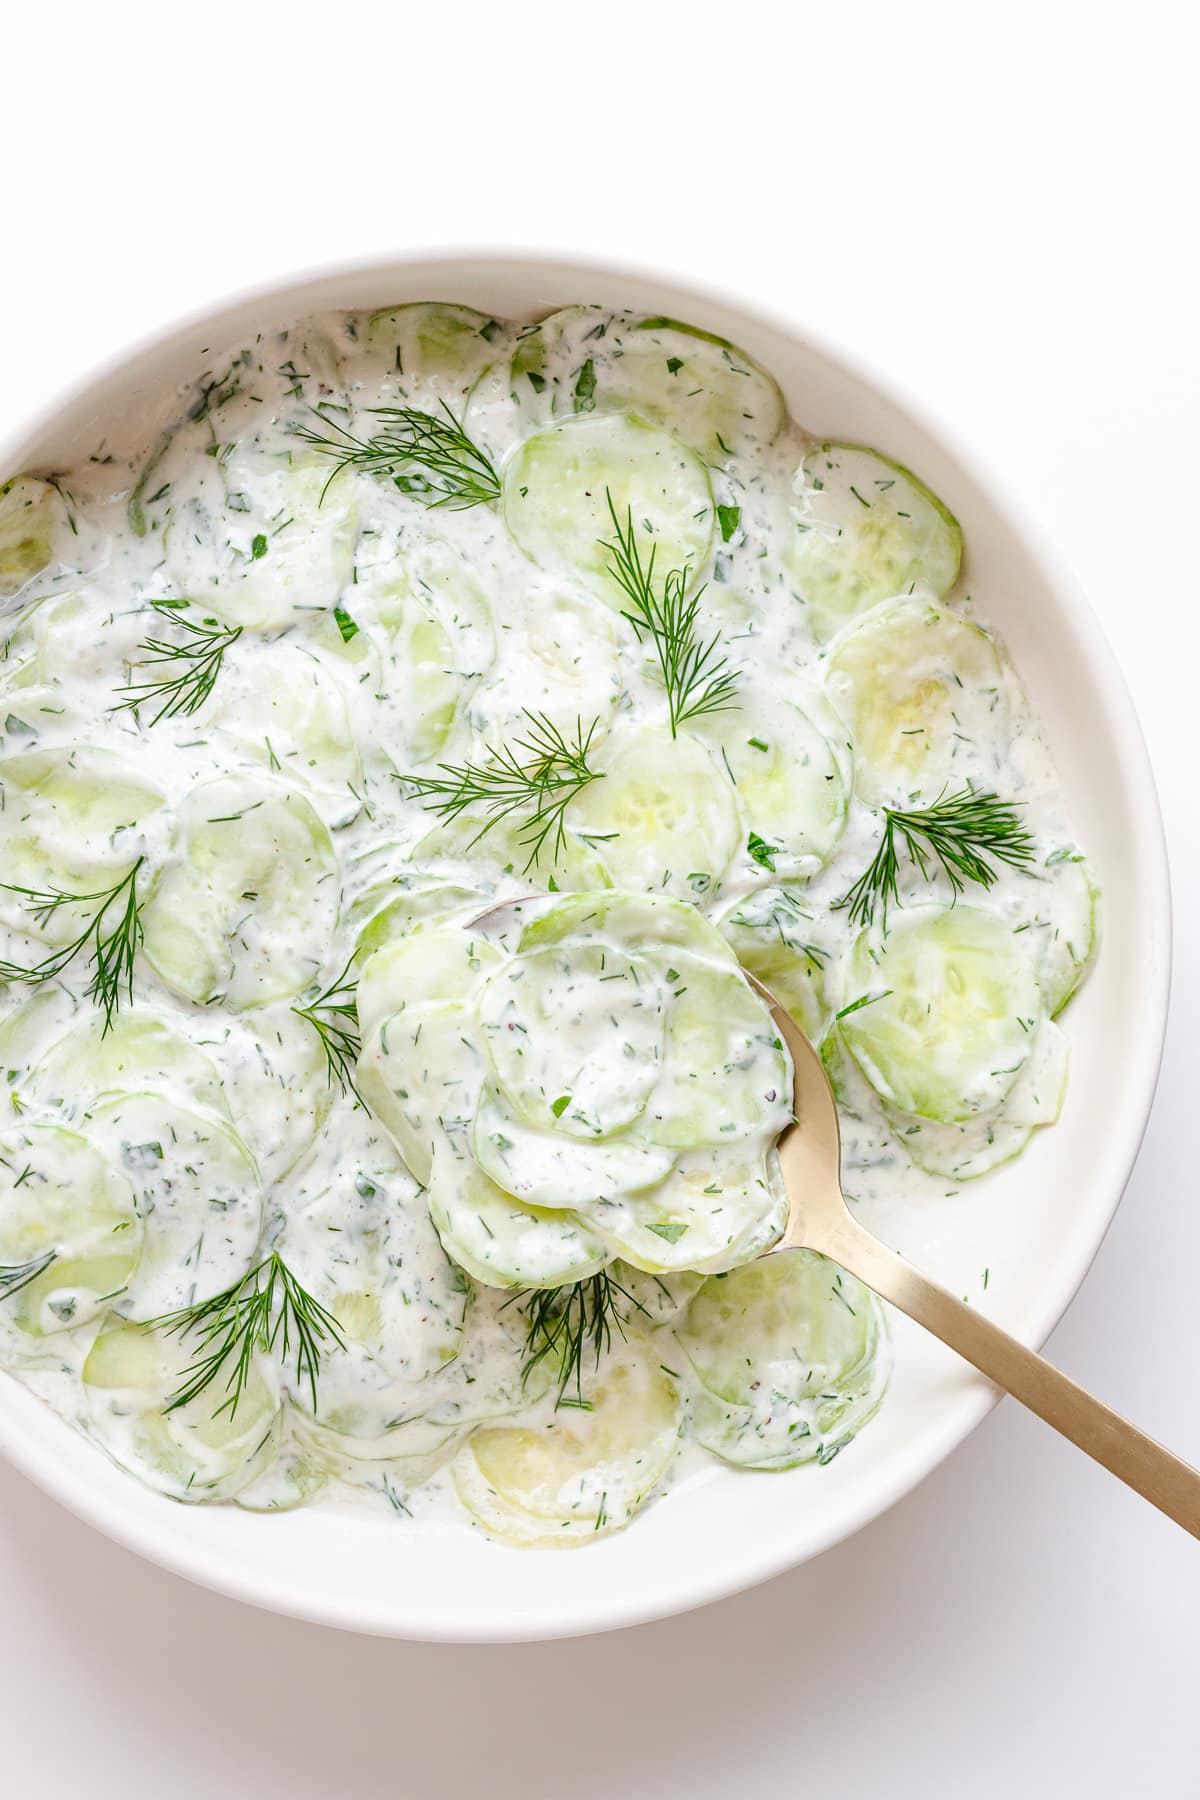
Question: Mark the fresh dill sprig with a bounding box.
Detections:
[115,599,242,724]
[601,492,738,736]
[519,1269,647,1409]
[151,1252,346,1419]
[836,786,1036,929]
[295,403,501,510]
[0,859,144,1033]
[0,1250,56,1302]
[399,711,603,871]
[292,958,363,1104]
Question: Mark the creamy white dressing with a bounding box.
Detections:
[0,304,1095,1542]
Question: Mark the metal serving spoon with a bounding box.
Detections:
[472,897,1200,1536]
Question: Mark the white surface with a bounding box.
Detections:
[1,0,1197,1790]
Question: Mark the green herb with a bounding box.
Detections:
[519,1269,647,1408]
[0,1250,56,1301]
[550,1095,572,1119]
[836,786,1036,928]
[717,503,741,542]
[295,403,501,510]
[333,604,359,643]
[0,859,144,1034]
[400,711,603,872]
[115,600,242,724]
[647,1222,687,1243]
[836,989,894,1021]
[292,958,362,1103]
[151,1252,345,1419]
[747,831,780,871]
[250,533,268,560]
[573,358,597,411]
[601,493,738,736]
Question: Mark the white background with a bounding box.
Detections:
[2,3,1198,1792]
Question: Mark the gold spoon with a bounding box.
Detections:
[755,972,1200,1538]
[471,896,1200,1536]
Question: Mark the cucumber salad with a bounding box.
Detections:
[0,302,1097,1545]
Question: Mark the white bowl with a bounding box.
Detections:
[0,252,1170,1641]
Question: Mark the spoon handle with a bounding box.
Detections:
[821,1214,1200,1539]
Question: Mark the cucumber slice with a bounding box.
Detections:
[886,1015,1068,1179]
[358,303,500,406]
[84,1091,264,1317]
[567,726,739,902]
[211,642,362,822]
[0,748,166,937]
[357,1002,485,1184]
[453,1345,681,1543]
[369,533,495,680]
[503,412,713,607]
[160,449,359,631]
[82,1315,281,1502]
[839,905,1042,1123]
[695,680,851,873]
[410,805,612,894]
[352,873,483,961]
[140,775,338,1009]
[471,1083,677,1210]
[679,1249,888,1469]
[581,1151,781,1275]
[714,888,830,1043]
[475,588,621,747]
[427,1138,610,1289]
[283,1150,469,1441]
[206,1004,332,1185]
[476,942,667,1139]
[786,443,962,642]
[1037,849,1100,1016]
[509,308,785,461]
[357,925,500,1036]
[233,1449,328,1513]
[0,1123,141,1335]
[517,888,734,964]
[641,950,792,1150]
[33,1009,229,1118]
[824,597,1006,805]
[0,475,69,596]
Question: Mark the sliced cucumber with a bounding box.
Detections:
[357,925,500,1037]
[1037,849,1100,1016]
[82,1315,281,1502]
[201,1003,333,1186]
[370,533,495,680]
[427,1138,610,1289]
[886,1015,1068,1179]
[33,1009,229,1118]
[140,775,338,1009]
[84,1090,264,1317]
[357,302,500,407]
[695,679,851,873]
[211,642,362,822]
[357,1002,485,1184]
[160,449,359,632]
[679,1249,888,1469]
[471,1082,677,1210]
[233,1449,328,1513]
[518,888,734,964]
[641,950,792,1150]
[0,747,166,937]
[352,873,483,962]
[786,443,962,642]
[510,308,784,461]
[0,475,69,597]
[453,1344,681,1543]
[839,905,1042,1123]
[714,888,830,1043]
[476,942,667,1139]
[503,412,713,606]
[567,726,739,902]
[283,1150,469,1441]
[0,1123,141,1335]
[410,809,611,895]
[613,1263,704,1325]
[582,1151,781,1275]
[824,597,1006,805]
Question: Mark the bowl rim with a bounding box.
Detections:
[0,247,1172,1642]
